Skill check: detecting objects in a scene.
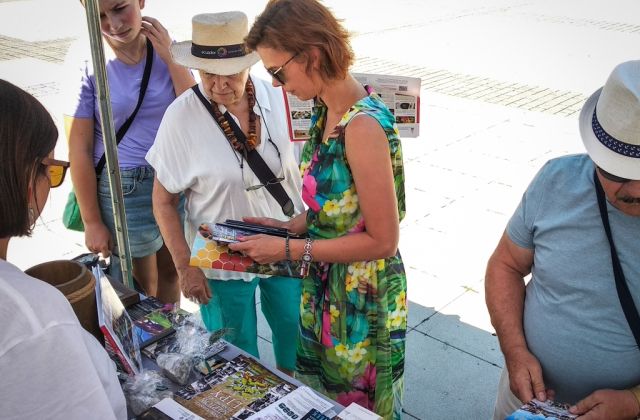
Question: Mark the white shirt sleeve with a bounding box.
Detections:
[146,93,196,194]
[2,322,126,420]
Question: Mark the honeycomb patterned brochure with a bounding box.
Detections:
[189,223,303,278]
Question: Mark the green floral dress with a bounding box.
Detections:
[296,87,407,420]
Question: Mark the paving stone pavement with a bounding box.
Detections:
[2,0,639,418]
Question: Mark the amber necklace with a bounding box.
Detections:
[208,78,258,156]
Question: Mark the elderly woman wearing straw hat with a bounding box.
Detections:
[146,11,304,374]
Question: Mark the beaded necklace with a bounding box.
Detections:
[208,78,258,155]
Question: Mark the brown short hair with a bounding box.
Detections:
[0,80,58,238]
[245,0,354,82]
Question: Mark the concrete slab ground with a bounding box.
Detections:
[2,0,639,418]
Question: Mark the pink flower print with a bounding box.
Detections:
[302,173,320,212]
[321,307,333,347]
[354,363,377,390]
[336,390,372,411]
[348,218,366,233]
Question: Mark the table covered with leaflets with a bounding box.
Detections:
[92,265,382,420]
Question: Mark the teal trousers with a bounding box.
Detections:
[200,276,301,371]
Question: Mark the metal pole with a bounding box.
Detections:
[84,0,134,289]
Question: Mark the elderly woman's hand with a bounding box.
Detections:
[140,16,173,64]
[228,234,286,264]
[177,265,212,305]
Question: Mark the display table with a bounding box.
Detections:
[126,301,343,419]
[86,262,351,419]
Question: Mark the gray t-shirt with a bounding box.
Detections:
[507,154,640,403]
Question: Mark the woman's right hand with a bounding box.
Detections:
[141,16,172,64]
[177,266,212,305]
[84,221,113,258]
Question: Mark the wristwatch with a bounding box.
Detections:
[299,238,314,277]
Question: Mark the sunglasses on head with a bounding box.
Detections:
[267,53,298,85]
[41,157,70,188]
[597,166,633,184]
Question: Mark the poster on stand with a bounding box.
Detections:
[283,73,421,141]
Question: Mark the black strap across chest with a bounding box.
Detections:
[191,84,294,217]
[594,169,640,348]
[95,37,154,176]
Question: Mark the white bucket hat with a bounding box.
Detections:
[580,60,640,180]
[170,11,260,75]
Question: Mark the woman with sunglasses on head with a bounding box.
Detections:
[65,0,194,303]
[0,80,126,419]
[231,0,408,418]
[146,11,304,375]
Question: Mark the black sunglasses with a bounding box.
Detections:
[242,139,285,191]
[267,54,297,85]
[597,166,632,184]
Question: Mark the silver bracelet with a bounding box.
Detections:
[285,235,291,261]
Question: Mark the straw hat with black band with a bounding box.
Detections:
[579,60,640,180]
[170,11,260,75]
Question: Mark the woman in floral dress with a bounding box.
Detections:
[232,0,407,418]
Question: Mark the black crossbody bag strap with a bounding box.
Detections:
[594,170,640,348]
[191,85,295,217]
[95,38,154,176]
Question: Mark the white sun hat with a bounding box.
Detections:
[579,60,640,180]
[170,11,260,76]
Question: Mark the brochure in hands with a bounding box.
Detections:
[189,220,303,278]
[506,399,577,420]
[93,266,142,375]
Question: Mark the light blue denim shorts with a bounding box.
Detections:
[98,165,163,258]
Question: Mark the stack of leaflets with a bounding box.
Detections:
[149,385,335,420]
[93,266,142,375]
[245,386,333,420]
[174,354,299,419]
[334,403,383,420]
[190,220,303,278]
[506,399,577,420]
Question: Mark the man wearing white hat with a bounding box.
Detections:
[146,11,304,374]
[486,60,640,419]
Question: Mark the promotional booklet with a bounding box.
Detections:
[128,296,179,349]
[506,399,577,420]
[190,220,303,278]
[174,354,298,419]
[93,266,142,375]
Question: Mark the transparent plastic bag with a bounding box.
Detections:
[122,370,172,415]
